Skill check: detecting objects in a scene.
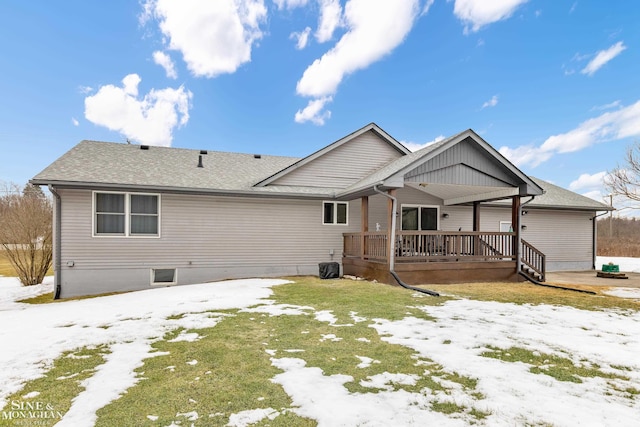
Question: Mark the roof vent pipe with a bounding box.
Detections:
[197,155,203,168]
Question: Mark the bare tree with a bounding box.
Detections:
[606,142,640,204]
[0,182,53,285]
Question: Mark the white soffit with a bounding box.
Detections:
[408,182,519,205]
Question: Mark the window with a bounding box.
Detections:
[94,192,160,237]
[499,221,513,232]
[323,201,348,225]
[95,193,125,235]
[151,268,176,285]
[401,205,439,230]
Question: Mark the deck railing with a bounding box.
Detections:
[521,239,546,281]
[343,231,516,262]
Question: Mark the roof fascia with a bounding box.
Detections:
[253,122,411,187]
[482,201,614,212]
[31,180,333,201]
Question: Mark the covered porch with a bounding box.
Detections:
[336,130,546,286]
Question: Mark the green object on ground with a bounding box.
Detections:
[602,264,620,273]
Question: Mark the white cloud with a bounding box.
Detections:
[498,144,551,168]
[297,0,420,98]
[402,135,445,152]
[421,0,435,16]
[84,74,193,147]
[316,0,342,43]
[71,118,79,127]
[78,85,94,95]
[453,0,528,34]
[591,100,621,111]
[569,171,607,192]
[581,41,626,76]
[481,95,499,109]
[290,27,312,50]
[294,96,332,125]
[499,100,640,167]
[273,0,309,9]
[153,51,178,79]
[569,2,578,14]
[142,0,267,78]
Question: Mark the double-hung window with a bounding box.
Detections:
[94,192,160,237]
[323,201,348,225]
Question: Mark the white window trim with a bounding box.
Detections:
[499,221,513,233]
[92,191,161,238]
[150,268,177,286]
[322,201,349,226]
[400,204,440,230]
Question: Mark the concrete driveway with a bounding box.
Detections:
[546,270,640,288]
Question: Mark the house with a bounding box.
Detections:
[31,123,612,298]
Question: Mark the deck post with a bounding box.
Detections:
[512,196,521,270]
[473,201,480,255]
[360,196,368,260]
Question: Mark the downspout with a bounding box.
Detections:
[48,185,62,300]
[373,184,439,297]
[591,211,609,270]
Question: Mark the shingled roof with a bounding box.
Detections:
[30,140,343,197]
[31,131,613,211]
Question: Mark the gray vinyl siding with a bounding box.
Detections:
[57,189,361,297]
[405,138,519,187]
[479,207,594,271]
[271,131,404,188]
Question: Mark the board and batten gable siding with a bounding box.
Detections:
[405,138,520,187]
[57,188,361,297]
[269,130,405,188]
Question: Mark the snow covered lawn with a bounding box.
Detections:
[1,271,639,426]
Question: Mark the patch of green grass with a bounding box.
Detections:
[0,346,109,427]
[428,282,640,312]
[94,316,314,427]
[93,278,486,425]
[480,346,628,384]
[18,291,130,304]
[17,292,55,304]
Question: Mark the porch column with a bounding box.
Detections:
[511,196,520,233]
[472,202,480,231]
[473,202,480,255]
[512,196,521,264]
[360,196,368,260]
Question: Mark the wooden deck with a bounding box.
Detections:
[343,231,543,285]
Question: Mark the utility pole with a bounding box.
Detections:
[609,194,613,238]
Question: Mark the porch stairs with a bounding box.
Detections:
[519,239,545,283]
[518,240,595,295]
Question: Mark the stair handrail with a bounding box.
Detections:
[520,239,545,282]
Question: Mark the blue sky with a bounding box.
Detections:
[1,1,638,213]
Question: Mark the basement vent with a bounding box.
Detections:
[200,150,208,155]
[254,154,262,159]
[140,145,149,150]
[151,268,176,285]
